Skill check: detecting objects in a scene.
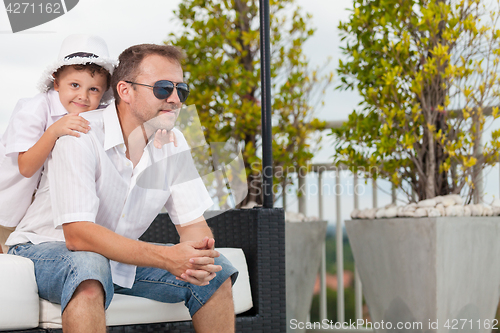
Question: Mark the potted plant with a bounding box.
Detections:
[332,0,500,331]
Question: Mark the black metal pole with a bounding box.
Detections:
[259,0,273,208]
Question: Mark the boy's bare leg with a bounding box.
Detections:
[62,280,106,333]
[192,278,235,333]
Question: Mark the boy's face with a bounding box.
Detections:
[54,66,107,115]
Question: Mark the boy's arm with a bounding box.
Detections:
[18,130,59,178]
[18,115,90,178]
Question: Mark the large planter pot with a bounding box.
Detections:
[286,220,328,333]
[346,217,500,333]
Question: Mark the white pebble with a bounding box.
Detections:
[493,206,500,216]
[375,208,386,219]
[436,203,445,216]
[483,205,493,216]
[385,207,398,218]
[414,208,428,217]
[470,204,484,216]
[464,205,472,216]
[445,205,457,217]
[404,210,416,217]
[449,194,463,205]
[428,208,441,217]
[441,197,455,207]
[403,203,418,212]
[397,206,406,217]
[351,209,360,219]
[366,208,377,220]
[418,199,437,208]
[285,211,305,222]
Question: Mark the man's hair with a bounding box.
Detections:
[111,44,185,103]
[53,64,111,91]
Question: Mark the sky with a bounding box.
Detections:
[0,0,498,225]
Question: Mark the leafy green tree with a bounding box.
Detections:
[333,0,500,202]
[167,0,332,206]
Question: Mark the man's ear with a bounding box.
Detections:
[117,81,132,103]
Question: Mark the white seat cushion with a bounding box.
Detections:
[0,254,39,330]
[40,248,252,328]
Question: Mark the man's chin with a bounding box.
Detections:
[145,115,176,132]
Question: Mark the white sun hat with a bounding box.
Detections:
[37,34,117,104]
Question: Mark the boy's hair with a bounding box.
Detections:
[53,64,111,91]
[111,44,185,103]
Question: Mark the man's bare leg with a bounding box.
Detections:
[192,278,235,333]
[61,280,106,333]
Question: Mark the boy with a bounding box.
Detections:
[0,35,115,252]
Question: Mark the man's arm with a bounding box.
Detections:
[63,221,221,286]
[176,216,214,244]
[173,217,221,283]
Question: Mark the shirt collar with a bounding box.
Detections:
[48,89,68,117]
[103,103,126,151]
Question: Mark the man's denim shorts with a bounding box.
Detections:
[8,241,238,316]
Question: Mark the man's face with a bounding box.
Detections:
[128,55,184,132]
[54,66,107,115]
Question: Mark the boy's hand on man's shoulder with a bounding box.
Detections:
[48,114,90,139]
[153,129,178,149]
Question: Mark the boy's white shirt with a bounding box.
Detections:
[0,89,68,227]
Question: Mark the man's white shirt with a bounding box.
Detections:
[7,104,213,288]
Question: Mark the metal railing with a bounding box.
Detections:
[282,163,366,329]
[282,166,401,332]
[292,164,374,329]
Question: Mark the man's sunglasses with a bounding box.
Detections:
[125,80,190,103]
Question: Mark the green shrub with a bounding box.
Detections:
[310,286,357,323]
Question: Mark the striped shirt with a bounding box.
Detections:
[7,104,213,288]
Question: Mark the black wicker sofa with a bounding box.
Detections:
[3,208,285,333]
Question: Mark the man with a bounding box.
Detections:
[7,44,237,333]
